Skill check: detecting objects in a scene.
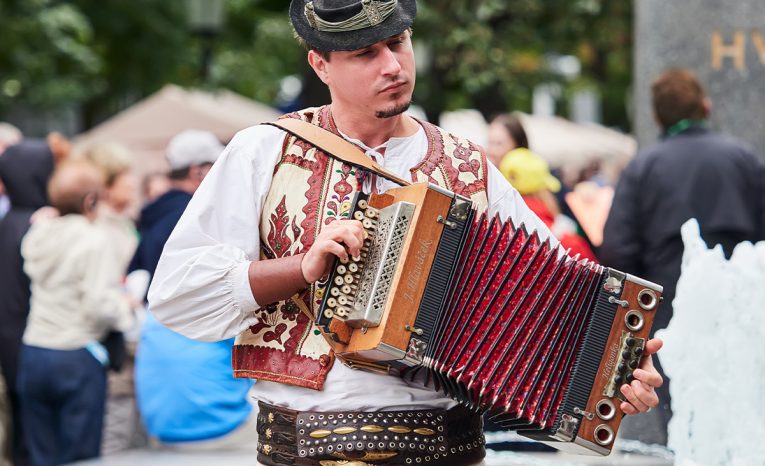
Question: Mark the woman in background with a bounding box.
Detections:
[488,113,596,260]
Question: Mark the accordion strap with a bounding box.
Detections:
[267,118,412,187]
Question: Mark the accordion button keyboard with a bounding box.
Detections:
[323,201,381,322]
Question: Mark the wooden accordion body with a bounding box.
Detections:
[316,183,663,456]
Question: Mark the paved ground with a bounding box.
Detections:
[72,440,674,466]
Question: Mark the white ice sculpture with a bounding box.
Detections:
[656,219,765,466]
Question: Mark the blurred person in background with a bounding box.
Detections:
[77,142,139,270]
[141,172,171,204]
[17,160,136,466]
[0,123,23,220]
[128,130,219,280]
[132,130,256,450]
[76,142,143,455]
[0,122,22,466]
[486,113,528,167]
[601,68,765,445]
[490,113,595,260]
[501,148,597,261]
[0,136,62,466]
[0,369,8,466]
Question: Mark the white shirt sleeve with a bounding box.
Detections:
[147,124,286,341]
[484,161,561,249]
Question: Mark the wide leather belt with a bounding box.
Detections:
[257,401,485,465]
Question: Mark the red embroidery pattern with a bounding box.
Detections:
[268,196,292,256]
[452,134,481,178]
[325,163,355,225]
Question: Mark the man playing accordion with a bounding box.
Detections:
[148,1,663,464]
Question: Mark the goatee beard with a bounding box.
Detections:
[375,101,411,119]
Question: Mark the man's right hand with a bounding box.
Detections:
[301,219,366,283]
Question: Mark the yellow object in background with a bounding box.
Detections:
[499,148,561,195]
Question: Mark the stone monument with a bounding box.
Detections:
[635,1,765,156]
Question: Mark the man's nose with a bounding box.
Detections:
[379,48,402,75]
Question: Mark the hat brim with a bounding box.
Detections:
[290,0,416,52]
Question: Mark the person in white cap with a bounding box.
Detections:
[129,129,223,280]
[129,130,258,452]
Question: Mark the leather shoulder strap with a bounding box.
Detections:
[266,118,411,187]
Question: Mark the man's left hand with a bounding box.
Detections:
[620,338,663,415]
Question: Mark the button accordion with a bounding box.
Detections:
[316,182,662,456]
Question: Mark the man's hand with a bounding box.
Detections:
[620,338,664,415]
[301,219,366,283]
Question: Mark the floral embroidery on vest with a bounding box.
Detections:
[233,106,488,390]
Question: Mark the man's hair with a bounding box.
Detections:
[293,30,331,61]
[651,69,707,130]
[168,162,212,181]
[0,122,22,148]
[74,142,133,188]
[47,160,105,216]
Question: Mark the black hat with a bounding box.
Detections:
[290,0,416,52]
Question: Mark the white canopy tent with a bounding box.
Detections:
[76,84,281,179]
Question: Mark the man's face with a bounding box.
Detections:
[310,31,416,119]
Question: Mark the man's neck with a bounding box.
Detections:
[171,179,196,194]
[330,104,419,149]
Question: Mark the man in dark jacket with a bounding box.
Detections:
[0,140,55,466]
[600,68,765,445]
[129,130,222,279]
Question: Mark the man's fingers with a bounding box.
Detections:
[644,338,663,356]
[322,241,349,263]
[633,368,663,388]
[620,383,649,412]
[326,222,364,256]
[620,401,638,415]
[630,379,659,409]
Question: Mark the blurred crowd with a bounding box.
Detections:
[0,128,256,466]
[0,67,763,466]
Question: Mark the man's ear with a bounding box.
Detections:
[702,97,712,119]
[47,132,71,165]
[308,50,330,85]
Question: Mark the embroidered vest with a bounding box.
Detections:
[232,106,489,390]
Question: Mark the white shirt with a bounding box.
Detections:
[148,122,557,412]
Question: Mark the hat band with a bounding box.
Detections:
[305,0,398,32]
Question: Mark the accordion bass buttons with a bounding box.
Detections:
[603,331,646,400]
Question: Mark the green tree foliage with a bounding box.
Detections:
[0,0,101,109]
[210,0,305,105]
[413,0,633,128]
[0,0,633,131]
